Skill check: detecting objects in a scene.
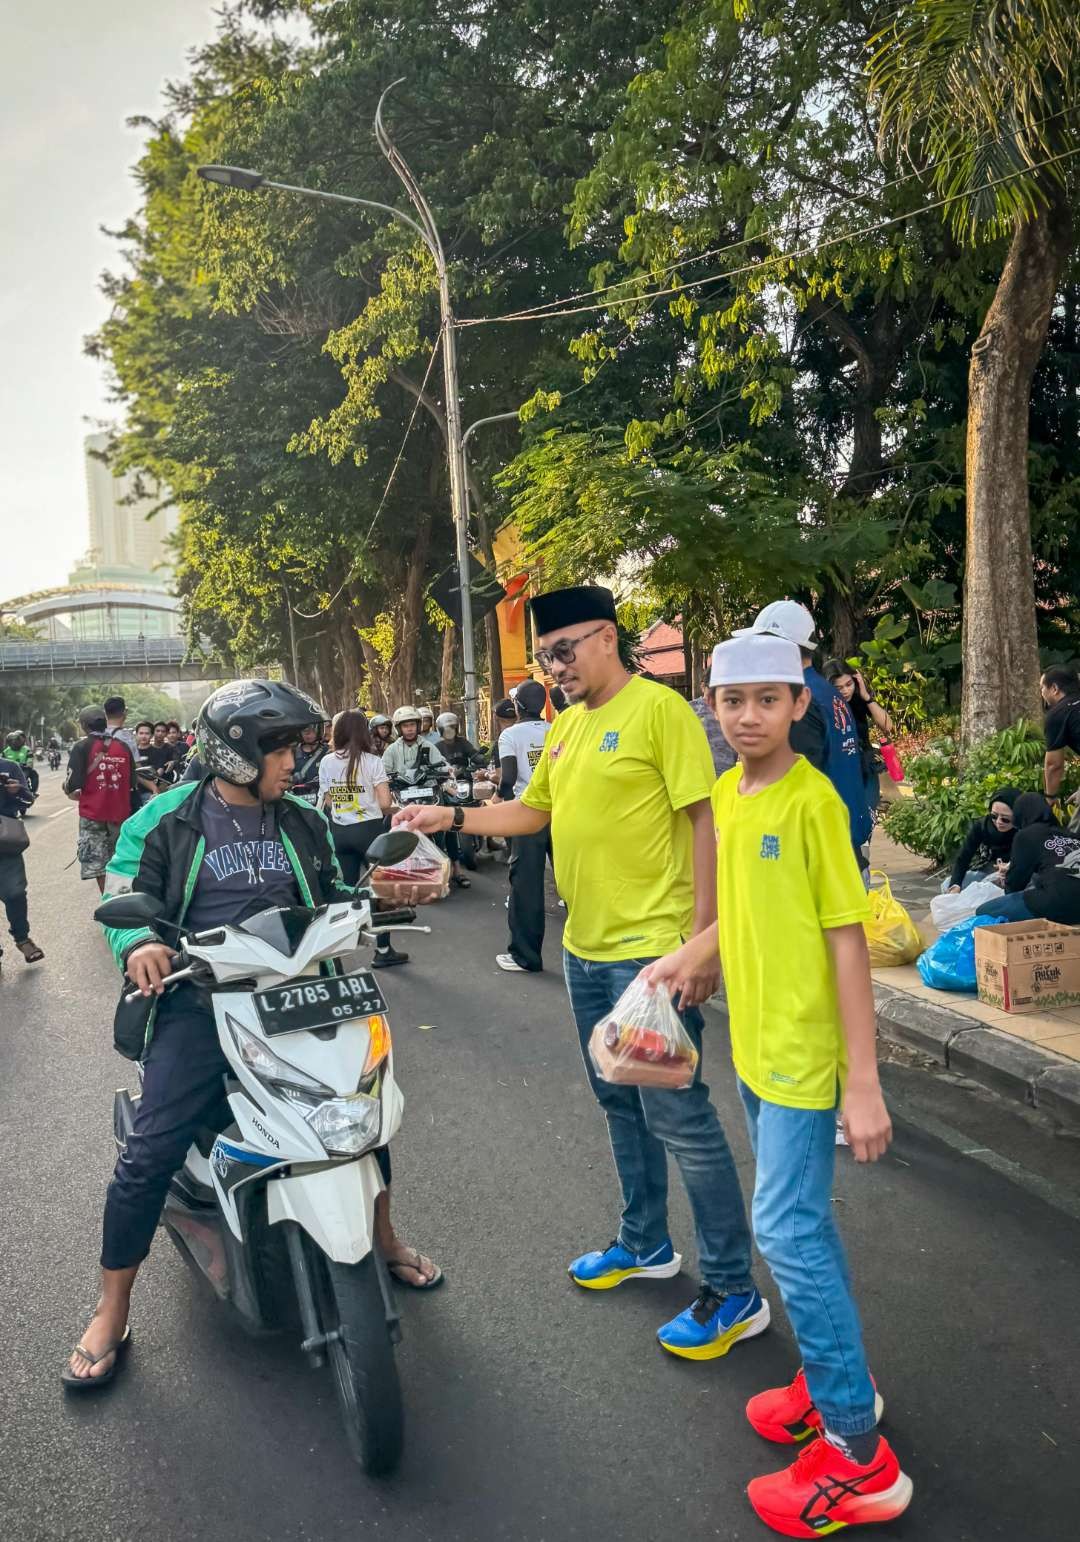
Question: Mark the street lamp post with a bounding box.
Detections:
[198,78,480,738]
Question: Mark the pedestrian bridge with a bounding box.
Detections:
[0,637,240,685]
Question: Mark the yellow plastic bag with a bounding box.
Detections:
[864,871,924,967]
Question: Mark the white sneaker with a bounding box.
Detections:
[496,954,526,972]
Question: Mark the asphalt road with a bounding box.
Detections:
[2,771,1078,1541]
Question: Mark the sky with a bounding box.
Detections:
[0,2,222,601]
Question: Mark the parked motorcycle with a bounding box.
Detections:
[95,828,430,1474]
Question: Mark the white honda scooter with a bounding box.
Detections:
[96,830,428,1475]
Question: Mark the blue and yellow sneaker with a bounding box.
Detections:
[657,1285,770,1360]
[568,1239,683,1291]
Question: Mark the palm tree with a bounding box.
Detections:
[869,0,1079,741]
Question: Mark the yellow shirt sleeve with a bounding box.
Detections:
[521,737,552,811]
[805,789,872,929]
[650,693,716,811]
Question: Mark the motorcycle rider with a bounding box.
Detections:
[368,714,393,755]
[63,679,442,1390]
[291,721,327,801]
[384,707,470,889]
[434,712,483,771]
[418,707,440,746]
[5,730,39,797]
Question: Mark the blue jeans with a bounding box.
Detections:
[976,890,1035,922]
[738,1079,876,1436]
[563,950,754,1295]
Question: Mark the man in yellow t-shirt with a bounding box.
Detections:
[394,585,766,1362]
[646,632,911,1539]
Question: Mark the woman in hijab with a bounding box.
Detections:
[975,792,1080,922]
[944,786,1022,893]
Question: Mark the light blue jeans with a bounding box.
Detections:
[563,950,755,1295]
[738,1079,878,1436]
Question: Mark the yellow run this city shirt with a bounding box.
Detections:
[711,756,871,1110]
[522,675,715,961]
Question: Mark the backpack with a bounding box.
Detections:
[79,734,134,824]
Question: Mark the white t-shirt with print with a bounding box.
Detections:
[318,750,388,825]
[497,718,550,798]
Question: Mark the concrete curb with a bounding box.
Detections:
[872,982,1080,1133]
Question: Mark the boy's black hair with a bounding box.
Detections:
[789,683,805,701]
[1042,665,1080,695]
[103,695,125,716]
[135,720,153,733]
[153,720,168,731]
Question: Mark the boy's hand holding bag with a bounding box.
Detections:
[588,976,699,1090]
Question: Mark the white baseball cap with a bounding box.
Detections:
[736,599,818,648]
[709,634,806,687]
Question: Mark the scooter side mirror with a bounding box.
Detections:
[365,829,419,870]
[93,890,163,929]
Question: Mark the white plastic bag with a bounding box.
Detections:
[588,976,699,1090]
[930,879,1002,931]
[371,831,451,902]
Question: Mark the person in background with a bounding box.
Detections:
[291,722,327,802]
[64,707,139,894]
[383,706,470,889]
[318,711,406,969]
[549,685,568,714]
[146,723,175,779]
[103,696,138,758]
[419,707,440,746]
[494,680,552,973]
[944,787,1021,893]
[690,683,737,777]
[645,632,907,1537]
[0,750,43,970]
[369,714,393,754]
[4,730,39,797]
[395,585,764,1362]
[1041,665,1080,808]
[976,792,1080,922]
[132,721,160,806]
[490,698,518,779]
[824,661,894,818]
[742,602,872,869]
[434,712,483,770]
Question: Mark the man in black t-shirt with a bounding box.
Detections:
[1041,666,1080,802]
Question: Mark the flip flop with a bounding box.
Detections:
[61,1325,132,1391]
[16,939,44,963]
[452,874,472,889]
[385,1249,444,1290]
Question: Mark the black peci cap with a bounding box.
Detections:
[530,585,617,637]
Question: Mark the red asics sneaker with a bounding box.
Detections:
[746,1368,884,1445]
[747,1433,913,1538]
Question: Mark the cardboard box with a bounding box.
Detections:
[975,921,1080,1013]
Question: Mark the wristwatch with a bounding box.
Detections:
[451,804,465,830]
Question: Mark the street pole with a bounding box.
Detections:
[374,80,478,743]
[283,582,300,684]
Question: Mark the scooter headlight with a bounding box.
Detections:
[227,1018,333,1104]
[304,1092,383,1156]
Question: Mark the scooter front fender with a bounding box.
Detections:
[267,1156,384,1265]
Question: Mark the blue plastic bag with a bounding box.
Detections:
[916,914,1006,992]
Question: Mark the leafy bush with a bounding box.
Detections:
[882,719,1080,865]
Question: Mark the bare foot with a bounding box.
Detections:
[382,1244,441,1287]
[68,1304,128,1380]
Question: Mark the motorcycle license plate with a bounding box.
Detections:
[254,971,388,1037]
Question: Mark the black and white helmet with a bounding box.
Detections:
[196,680,327,786]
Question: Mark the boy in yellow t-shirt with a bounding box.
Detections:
[646,632,912,1539]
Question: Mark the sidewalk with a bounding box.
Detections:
[870,825,1080,1132]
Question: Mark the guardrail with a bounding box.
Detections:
[0,637,191,671]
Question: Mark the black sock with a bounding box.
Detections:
[824,1427,880,1466]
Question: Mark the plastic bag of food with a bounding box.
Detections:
[916,914,1005,991]
[864,871,924,967]
[588,976,699,1090]
[929,880,1003,932]
[371,831,451,902]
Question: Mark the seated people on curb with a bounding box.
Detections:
[319,709,407,969]
[975,792,1080,924]
[944,787,1020,893]
[394,584,767,1364]
[63,679,441,1392]
[645,631,910,1538]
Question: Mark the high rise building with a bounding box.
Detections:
[79,431,177,579]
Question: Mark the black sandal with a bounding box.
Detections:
[16,938,44,964]
[61,1324,132,1391]
[385,1249,444,1290]
[452,874,472,889]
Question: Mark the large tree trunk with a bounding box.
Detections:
[960,195,1073,744]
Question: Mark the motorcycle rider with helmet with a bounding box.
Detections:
[290,720,327,801]
[368,714,393,755]
[63,680,442,1391]
[5,730,39,798]
[383,707,470,889]
[418,707,439,746]
[434,712,484,771]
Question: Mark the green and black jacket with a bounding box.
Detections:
[99,776,353,974]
